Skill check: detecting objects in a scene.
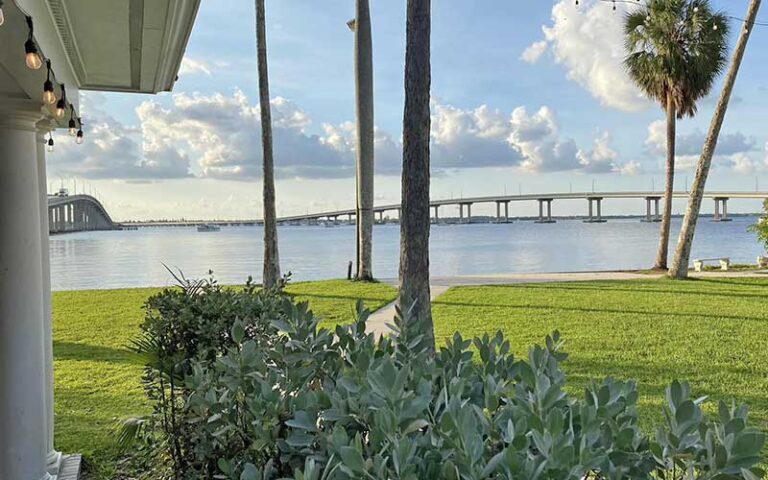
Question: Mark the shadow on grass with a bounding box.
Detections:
[432,300,767,323]
[54,341,142,365]
[288,292,395,304]
[456,282,768,301]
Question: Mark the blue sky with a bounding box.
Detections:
[49,0,768,220]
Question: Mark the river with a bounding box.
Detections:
[50,216,764,290]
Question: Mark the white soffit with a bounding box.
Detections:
[46,0,200,93]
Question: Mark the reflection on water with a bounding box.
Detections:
[50,216,763,291]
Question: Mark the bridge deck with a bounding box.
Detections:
[276,191,768,222]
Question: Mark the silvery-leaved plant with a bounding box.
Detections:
[126,278,765,479]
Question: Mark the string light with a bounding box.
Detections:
[0,0,5,27]
[575,0,767,31]
[24,17,42,69]
[9,1,86,144]
[68,106,77,136]
[76,118,84,145]
[55,84,67,119]
[43,60,56,104]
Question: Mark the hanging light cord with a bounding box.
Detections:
[5,0,85,142]
[584,0,768,28]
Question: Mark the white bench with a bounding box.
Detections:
[693,257,730,272]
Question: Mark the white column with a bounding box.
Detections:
[36,126,62,475]
[0,101,52,480]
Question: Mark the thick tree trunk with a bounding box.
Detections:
[399,0,434,352]
[654,94,676,270]
[256,0,280,289]
[355,0,375,281]
[669,0,762,279]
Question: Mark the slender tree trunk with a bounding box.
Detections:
[256,0,280,288]
[399,0,434,352]
[654,93,676,270]
[669,0,762,279]
[355,0,375,281]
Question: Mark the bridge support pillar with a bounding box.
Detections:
[584,197,606,223]
[377,211,384,223]
[432,205,439,224]
[0,102,52,480]
[535,199,555,224]
[713,197,731,222]
[459,203,472,224]
[643,196,661,222]
[495,200,511,223]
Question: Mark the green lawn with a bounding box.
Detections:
[432,277,768,433]
[54,277,768,477]
[52,280,397,478]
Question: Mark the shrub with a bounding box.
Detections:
[749,199,768,253]
[190,308,764,479]
[127,279,765,479]
[124,273,290,478]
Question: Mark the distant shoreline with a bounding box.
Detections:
[117,213,760,227]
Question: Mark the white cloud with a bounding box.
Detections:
[137,91,354,180]
[645,120,761,173]
[527,0,649,111]
[578,131,621,173]
[431,103,524,169]
[618,161,642,176]
[50,93,191,179]
[521,41,548,63]
[179,57,212,77]
[645,120,756,157]
[511,106,581,172]
[51,92,652,181]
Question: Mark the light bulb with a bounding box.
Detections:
[693,6,699,13]
[55,99,66,119]
[68,118,77,136]
[0,7,5,27]
[713,24,718,30]
[47,137,54,152]
[76,130,84,144]
[25,40,42,70]
[43,80,56,104]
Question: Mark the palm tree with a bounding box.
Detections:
[349,0,375,281]
[399,0,434,352]
[255,0,280,288]
[624,0,728,270]
[670,0,762,279]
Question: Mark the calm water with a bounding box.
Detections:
[50,216,764,291]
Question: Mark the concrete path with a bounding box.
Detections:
[366,285,450,338]
[367,269,767,337]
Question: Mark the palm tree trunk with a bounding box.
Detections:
[669,0,762,279]
[355,0,375,281]
[399,0,434,352]
[654,93,676,270]
[256,0,280,289]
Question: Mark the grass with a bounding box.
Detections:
[431,277,768,433]
[52,280,396,478]
[54,276,768,476]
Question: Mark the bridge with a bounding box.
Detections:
[277,191,768,224]
[47,194,118,234]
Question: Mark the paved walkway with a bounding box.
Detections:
[367,270,767,337]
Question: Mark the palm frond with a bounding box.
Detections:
[623,0,729,117]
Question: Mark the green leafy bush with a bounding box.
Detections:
[749,199,768,253]
[124,273,290,477]
[188,310,765,479]
[128,279,765,479]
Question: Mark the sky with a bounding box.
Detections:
[48,0,768,221]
